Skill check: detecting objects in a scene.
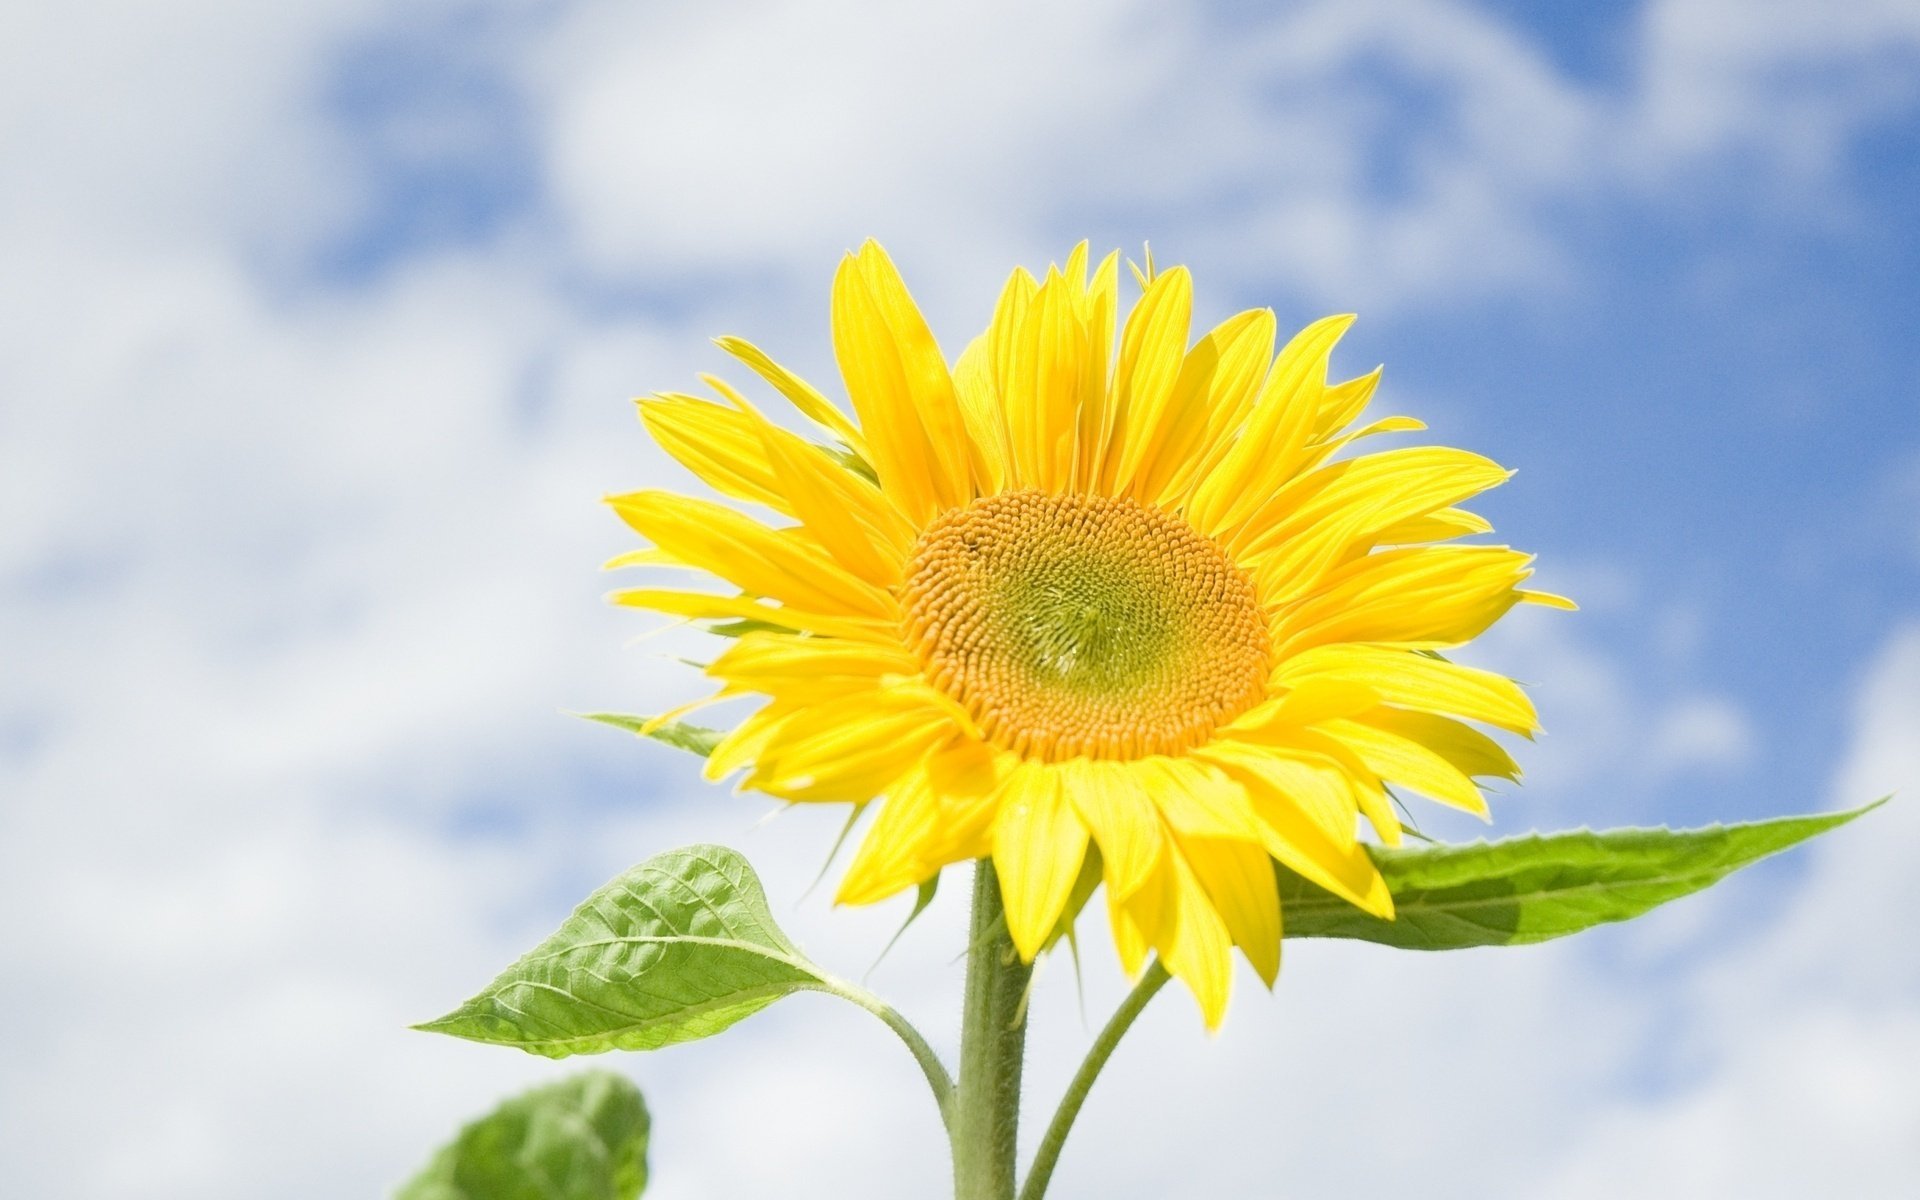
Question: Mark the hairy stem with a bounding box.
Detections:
[1017,960,1170,1200]
[951,862,1032,1200]
[815,976,955,1129]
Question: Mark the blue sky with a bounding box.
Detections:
[3,1,1918,1197]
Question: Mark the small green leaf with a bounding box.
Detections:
[418,845,832,1057]
[821,443,880,484]
[1279,801,1882,950]
[870,874,940,976]
[705,618,790,639]
[396,1070,649,1200]
[803,802,869,902]
[579,712,722,757]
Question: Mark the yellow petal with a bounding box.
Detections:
[1371,506,1494,545]
[1365,708,1523,780]
[736,398,914,588]
[1004,268,1084,492]
[738,686,957,802]
[987,265,1038,426]
[1062,239,1089,284]
[1138,308,1277,507]
[1198,740,1393,919]
[607,587,893,641]
[1271,545,1541,658]
[1134,758,1262,840]
[1064,759,1166,900]
[709,630,918,692]
[638,394,789,512]
[1274,644,1539,736]
[1180,834,1282,987]
[1198,740,1360,849]
[703,703,788,781]
[1225,723,1408,845]
[1100,267,1193,494]
[1233,678,1383,731]
[1155,846,1236,1029]
[918,739,1012,865]
[608,490,895,621]
[849,242,973,507]
[1185,314,1353,537]
[1257,800,1393,919]
[993,763,1090,960]
[1297,412,1425,476]
[1070,251,1122,487]
[837,769,941,905]
[1311,365,1384,441]
[602,547,679,570]
[1106,867,1155,978]
[951,334,1011,494]
[831,243,968,521]
[1317,715,1494,819]
[713,335,867,458]
[1236,447,1514,588]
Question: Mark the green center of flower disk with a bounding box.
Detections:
[902,490,1271,761]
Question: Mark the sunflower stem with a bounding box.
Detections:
[952,861,1031,1200]
[1016,958,1170,1200]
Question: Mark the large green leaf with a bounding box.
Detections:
[1278,801,1881,949]
[396,1071,649,1200]
[418,845,832,1057]
[579,712,724,757]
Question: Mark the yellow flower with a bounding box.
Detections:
[610,241,1571,1026]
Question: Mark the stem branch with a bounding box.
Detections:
[818,976,956,1129]
[1017,959,1171,1200]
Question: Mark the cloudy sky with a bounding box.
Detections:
[3,0,1918,1195]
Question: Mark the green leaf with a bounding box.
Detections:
[802,802,869,902]
[705,618,790,639]
[1278,801,1882,950]
[396,1070,649,1200]
[417,845,834,1057]
[578,712,722,757]
[821,443,880,484]
[870,874,939,976]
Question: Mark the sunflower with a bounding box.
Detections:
[609,241,1569,1025]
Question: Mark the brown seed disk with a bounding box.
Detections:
[900,489,1270,761]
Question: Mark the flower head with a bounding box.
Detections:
[610,241,1570,1025]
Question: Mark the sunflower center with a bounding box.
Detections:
[901,489,1270,761]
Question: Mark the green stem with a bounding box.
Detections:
[817,975,955,1129]
[952,861,1032,1200]
[1017,959,1171,1200]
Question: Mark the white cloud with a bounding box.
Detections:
[1648,694,1756,775]
[532,0,1920,315]
[1449,594,1760,835]
[1530,624,1920,1198]
[535,1,1176,270]
[532,0,1588,313]
[1631,0,1920,191]
[0,0,380,253]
